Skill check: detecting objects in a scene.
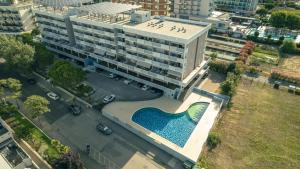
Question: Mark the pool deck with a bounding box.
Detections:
[102,92,223,163]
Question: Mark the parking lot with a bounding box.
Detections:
[86,71,162,103]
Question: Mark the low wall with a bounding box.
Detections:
[193,88,230,106]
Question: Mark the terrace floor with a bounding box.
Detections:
[102,92,223,163]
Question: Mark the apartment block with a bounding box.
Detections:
[0,118,38,169]
[214,0,259,16]
[0,0,35,33]
[173,0,214,19]
[34,2,210,100]
[111,0,171,16]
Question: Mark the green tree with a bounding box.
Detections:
[24,95,50,123]
[0,35,35,74]
[256,8,268,17]
[281,40,297,53]
[209,53,218,60]
[270,11,287,28]
[34,43,54,70]
[48,61,86,89]
[254,31,259,40]
[264,3,275,10]
[286,14,300,29]
[53,151,84,169]
[31,28,40,36]
[0,78,22,106]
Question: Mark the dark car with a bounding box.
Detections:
[68,105,81,115]
[96,123,112,135]
[27,78,36,85]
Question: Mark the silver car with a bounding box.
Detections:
[46,92,59,100]
[103,94,115,103]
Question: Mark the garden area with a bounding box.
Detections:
[199,79,300,169]
[247,45,280,74]
[271,54,300,84]
[250,46,279,65]
[0,102,69,165]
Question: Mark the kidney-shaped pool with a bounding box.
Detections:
[131,102,209,147]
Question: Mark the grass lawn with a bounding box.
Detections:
[278,54,300,77]
[200,79,300,169]
[250,46,279,65]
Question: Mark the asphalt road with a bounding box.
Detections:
[0,67,184,169]
[0,67,70,124]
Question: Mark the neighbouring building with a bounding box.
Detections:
[33,1,211,100]
[0,118,38,169]
[111,0,171,16]
[173,0,214,19]
[0,0,35,33]
[214,0,259,16]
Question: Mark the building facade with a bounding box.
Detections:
[111,0,171,16]
[0,0,35,33]
[34,2,210,100]
[173,0,214,19]
[214,0,259,16]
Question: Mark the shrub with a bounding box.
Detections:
[296,88,300,95]
[209,53,218,60]
[220,72,240,96]
[207,132,221,150]
[208,60,230,74]
[247,66,261,74]
[281,40,297,54]
[237,41,255,64]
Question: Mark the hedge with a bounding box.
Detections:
[271,69,300,84]
[208,60,230,74]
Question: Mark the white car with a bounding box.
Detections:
[103,94,116,103]
[109,73,117,79]
[141,85,150,91]
[123,79,133,85]
[47,92,59,100]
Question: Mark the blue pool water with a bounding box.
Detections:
[132,104,209,147]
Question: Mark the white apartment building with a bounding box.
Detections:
[214,0,259,16]
[34,1,211,100]
[0,0,35,33]
[173,0,214,19]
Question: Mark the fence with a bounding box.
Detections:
[81,145,121,169]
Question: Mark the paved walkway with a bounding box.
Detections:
[103,92,222,163]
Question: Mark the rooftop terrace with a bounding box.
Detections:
[124,17,210,40]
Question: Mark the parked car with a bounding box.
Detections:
[96,123,112,135]
[201,72,209,79]
[123,79,133,85]
[115,76,121,81]
[182,160,194,169]
[109,73,117,79]
[141,85,150,91]
[46,92,59,100]
[68,104,81,115]
[27,78,36,85]
[103,94,116,103]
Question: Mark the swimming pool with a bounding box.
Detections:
[131,102,209,147]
